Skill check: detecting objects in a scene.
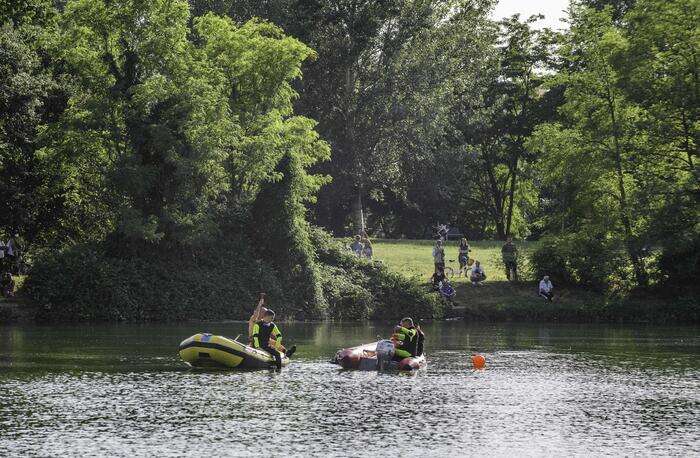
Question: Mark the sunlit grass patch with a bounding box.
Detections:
[370,239,539,283]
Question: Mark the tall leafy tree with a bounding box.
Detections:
[0,3,69,249]
[528,5,651,286]
[453,14,556,239]
[618,0,699,287]
[48,0,327,246]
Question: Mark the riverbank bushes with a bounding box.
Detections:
[311,229,443,321]
[530,233,700,299]
[457,283,698,324]
[13,1,445,324]
[26,226,443,323]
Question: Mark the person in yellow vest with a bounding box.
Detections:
[251,310,282,369]
[251,309,297,369]
[391,317,422,361]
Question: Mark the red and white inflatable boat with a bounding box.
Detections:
[333,340,426,372]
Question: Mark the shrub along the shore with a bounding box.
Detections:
[311,228,443,321]
[457,284,698,324]
[26,226,443,323]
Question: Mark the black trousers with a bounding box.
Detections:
[263,346,282,369]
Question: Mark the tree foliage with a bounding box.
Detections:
[528,1,698,292]
[3,0,698,315]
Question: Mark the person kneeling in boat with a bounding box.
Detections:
[391,317,424,361]
[252,309,295,369]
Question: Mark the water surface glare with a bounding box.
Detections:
[1,322,698,456]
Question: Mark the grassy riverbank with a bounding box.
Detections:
[371,239,697,324]
[2,239,696,325]
[371,239,538,282]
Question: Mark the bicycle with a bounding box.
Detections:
[444,258,472,278]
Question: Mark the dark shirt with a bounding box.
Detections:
[432,272,446,287]
[501,242,517,261]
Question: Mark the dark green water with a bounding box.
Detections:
[1,322,698,456]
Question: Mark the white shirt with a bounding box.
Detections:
[539,279,553,293]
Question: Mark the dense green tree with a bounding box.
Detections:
[444,14,557,239]
[579,0,636,22]
[618,0,699,288]
[530,6,651,285]
[46,0,325,246]
[0,18,68,249]
[526,3,699,289]
[251,148,328,318]
[191,0,495,235]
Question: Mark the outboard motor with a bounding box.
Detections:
[375,339,395,371]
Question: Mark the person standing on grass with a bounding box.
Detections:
[6,234,22,274]
[501,237,518,282]
[539,276,554,302]
[362,237,373,259]
[5,237,12,258]
[432,239,445,272]
[458,238,470,276]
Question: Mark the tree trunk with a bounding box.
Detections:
[504,157,518,238]
[352,187,365,234]
[481,145,506,239]
[344,65,364,235]
[607,93,647,287]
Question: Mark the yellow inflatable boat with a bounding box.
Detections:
[179,333,290,369]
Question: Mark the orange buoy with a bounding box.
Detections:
[471,354,486,370]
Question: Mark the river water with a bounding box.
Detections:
[0,322,698,457]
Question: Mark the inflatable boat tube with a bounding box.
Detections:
[179,333,290,369]
[333,341,426,372]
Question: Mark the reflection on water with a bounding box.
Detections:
[1,322,698,456]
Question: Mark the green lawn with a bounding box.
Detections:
[364,239,692,323]
[371,239,537,283]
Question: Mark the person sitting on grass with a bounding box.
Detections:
[470,261,486,287]
[1,272,15,298]
[539,275,554,302]
[431,267,446,291]
[351,235,363,257]
[251,309,296,370]
[439,278,456,302]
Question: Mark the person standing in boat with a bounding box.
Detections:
[391,317,423,361]
[251,309,295,370]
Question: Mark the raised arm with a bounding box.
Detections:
[248,293,267,338]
